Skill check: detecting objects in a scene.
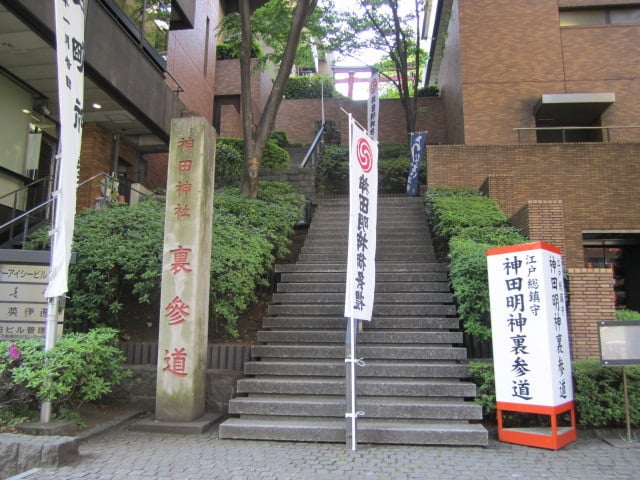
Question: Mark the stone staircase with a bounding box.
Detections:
[218,196,488,446]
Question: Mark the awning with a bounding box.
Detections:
[534,93,615,126]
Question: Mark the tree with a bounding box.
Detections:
[328,0,424,139]
[219,0,325,198]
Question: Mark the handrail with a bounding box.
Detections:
[300,125,325,168]
[0,172,152,246]
[0,176,52,203]
[513,125,640,143]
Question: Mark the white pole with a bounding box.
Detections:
[39,296,59,422]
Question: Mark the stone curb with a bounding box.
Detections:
[1,408,146,478]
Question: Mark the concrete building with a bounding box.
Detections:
[424,0,640,358]
[0,0,223,238]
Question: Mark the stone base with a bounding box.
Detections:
[131,412,222,434]
[17,420,77,436]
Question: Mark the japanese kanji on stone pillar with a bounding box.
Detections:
[156,117,216,422]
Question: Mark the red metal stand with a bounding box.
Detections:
[496,401,577,450]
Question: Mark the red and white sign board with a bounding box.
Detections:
[487,242,576,450]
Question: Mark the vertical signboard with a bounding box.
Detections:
[487,242,576,449]
[155,117,216,423]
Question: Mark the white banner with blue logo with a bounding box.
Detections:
[344,116,378,321]
[406,131,427,197]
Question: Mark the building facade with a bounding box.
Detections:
[425,0,640,358]
[0,0,223,234]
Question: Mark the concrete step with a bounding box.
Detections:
[271,292,453,305]
[256,330,462,344]
[278,271,449,283]
[296,253,437,263]
[275,262,449,273]
[236,377,476,397]
[219,417,488,445]
[267,303,457,316]
[276,281,451,293]
[228,395,482,420]
[243,360,470,378]
[251,344,467,361]
[262,316,460,330]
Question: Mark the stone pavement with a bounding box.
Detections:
[8,422,640,480]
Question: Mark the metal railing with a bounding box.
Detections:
[299,125,325,168]
[0,172,152,248]
[513,125,640,143]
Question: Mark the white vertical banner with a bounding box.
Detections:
[344,117,378,321]
[46,0,86,298]
[367,70,379,141]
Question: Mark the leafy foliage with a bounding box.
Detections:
[215,141,244,188]
[417,85,440,97]
[426,187,528,340]
[269,130,290,148]
[426,188,509,239]
[218,137,290,169]
[616,309,640,321]
[316,143,425,194]
[573,360,640,428]
[468,361,496,419]
[215,40,262,60]
[25,182,303,337]
[468,359,640,428]
[0,328,130,422]
[283,75,342,99]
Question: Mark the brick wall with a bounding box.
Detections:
[273,97,445,145]
[509,200,566,254]
[440,0,640,144]
[567,268,616,359]
[479,174,515,215]
[77,123,141,209]
[427,143,640,268]
[165,0,222,123]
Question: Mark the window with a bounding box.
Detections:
[560,6,640,26]
[110,0,171,60]
[584,233,640,311]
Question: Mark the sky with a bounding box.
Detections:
[329,1,437,100]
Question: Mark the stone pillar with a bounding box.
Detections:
[155,117,216,422]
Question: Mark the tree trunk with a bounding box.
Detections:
[239,0,317,199]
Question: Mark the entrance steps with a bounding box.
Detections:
[218,196,488,446]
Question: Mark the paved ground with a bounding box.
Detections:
[10,422,640,480]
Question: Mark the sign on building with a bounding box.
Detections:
[0,251,61,341]
[487,242,576,450]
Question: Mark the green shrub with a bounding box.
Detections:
[616,309,640,321]
[378,157,426,194]
[0,328,130,419]
[215,141,243,187]
[468,361,496,419]
[379,143,411,160]
[417,85,440,97]
[455,225,528,246]
[218,137,290,169]
[316,145,349,194]
[283,75,341,99]
[269,130,290,148]
[25,182,303,337]
[427,188,509,240]
[316,145,425,194]
[573,360,640,428]
[449,237,494,341]
[469,359,640,428]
